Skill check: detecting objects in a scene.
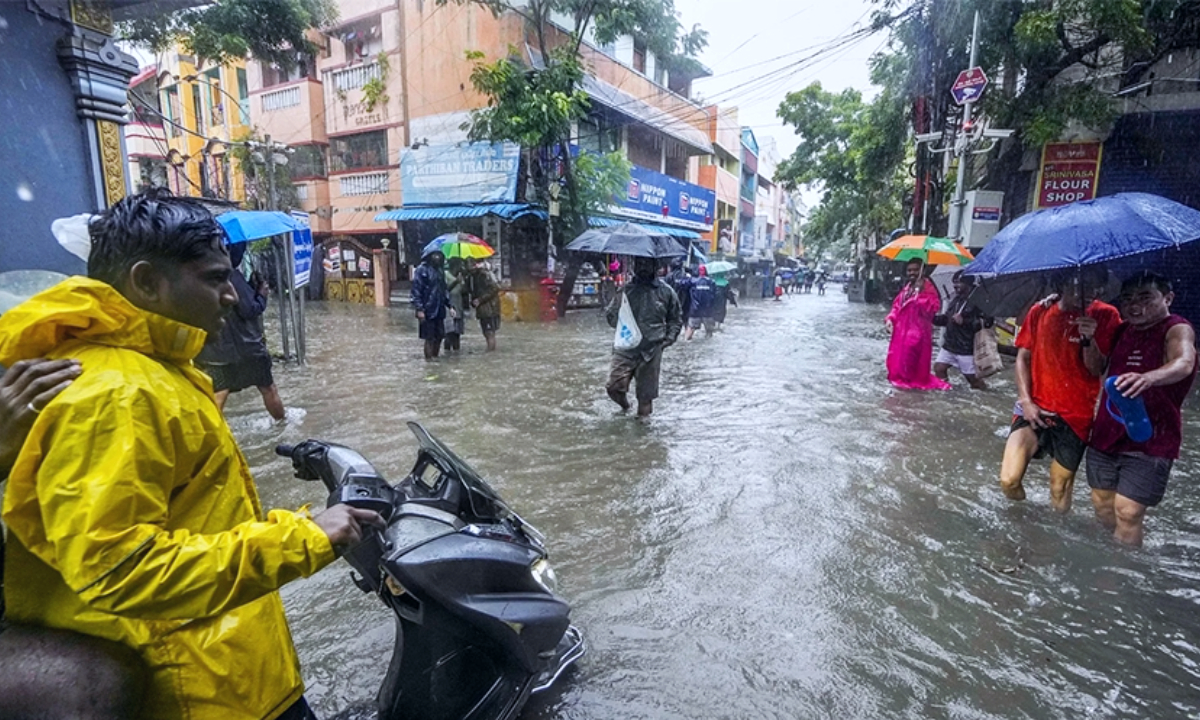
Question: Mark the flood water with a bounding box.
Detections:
[225,290,1200,720]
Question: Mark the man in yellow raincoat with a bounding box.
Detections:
[0,189,384,720]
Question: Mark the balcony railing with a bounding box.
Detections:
[339,171,389,197]
[262,86,301,112]
[328,62,382,93]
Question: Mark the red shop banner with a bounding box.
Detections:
[1035,142,1102,209]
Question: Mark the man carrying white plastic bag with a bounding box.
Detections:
[604,256,682,417]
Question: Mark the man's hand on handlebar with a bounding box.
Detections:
[313,504,387,554]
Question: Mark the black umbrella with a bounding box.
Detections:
[565,222,687,259]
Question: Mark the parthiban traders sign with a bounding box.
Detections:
[1035,142,1102,208]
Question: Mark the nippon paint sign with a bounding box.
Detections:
[611,165,716,231]
[400,142,521,205]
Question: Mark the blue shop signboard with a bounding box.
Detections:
[401,142,521,205]
[611,165,716,232]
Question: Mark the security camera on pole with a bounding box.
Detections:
[913,10,1014,243]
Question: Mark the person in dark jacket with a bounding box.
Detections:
[466,258,501,352]
[932,270,991,390]
[664,260,691,325]
[605,256,682,417]
[683,265,717,340]
[411,249,452,360]
[196,243,285,419]
[713,277,738,329]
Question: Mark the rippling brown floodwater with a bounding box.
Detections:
[223,291,1200,720]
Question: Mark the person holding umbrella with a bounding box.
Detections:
[604,256,683,417]
[1000,267,1121,513]
[411,249,453,360]
[883,259,951,390]
[878,235,974,391]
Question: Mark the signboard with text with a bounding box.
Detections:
[610,165,716,231]
[401,142,520,205]
[1035,142,1102,209]
[289,211,312,288]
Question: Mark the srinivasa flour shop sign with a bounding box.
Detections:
[1035,142,1102,209]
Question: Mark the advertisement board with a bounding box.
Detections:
[1035,142,1102,209]
[401,142,521,205]
[610,165,716,231]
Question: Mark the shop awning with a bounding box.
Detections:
[375,203,546,222]
[588,216,702,240]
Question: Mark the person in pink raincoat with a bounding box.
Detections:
[884,259,952,390]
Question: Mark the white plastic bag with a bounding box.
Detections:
[974,327,1003,379]
[613,294,643,350]
[51,213,95,262]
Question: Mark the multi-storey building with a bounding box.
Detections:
[694,106,743,256]
[125,65,169,194]
[149,50,251,202]
[246,0,717,297]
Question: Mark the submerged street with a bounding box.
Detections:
[227,293,1200,720]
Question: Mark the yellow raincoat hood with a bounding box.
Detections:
[0,277,336,720]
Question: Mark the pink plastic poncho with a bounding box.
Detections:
[885,278,952,390]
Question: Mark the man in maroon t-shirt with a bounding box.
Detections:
[1001,269,1121,512]
[1087,272,1198,546]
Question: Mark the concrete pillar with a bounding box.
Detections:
[373,248,396,306]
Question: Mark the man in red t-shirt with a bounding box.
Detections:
[1000,269,1121,512]
[1087,272,1197,546]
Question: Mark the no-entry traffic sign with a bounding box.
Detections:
[951,67,988,105]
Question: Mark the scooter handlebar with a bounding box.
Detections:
[275,444,296,458]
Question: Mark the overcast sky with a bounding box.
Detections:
[688,0,885,161]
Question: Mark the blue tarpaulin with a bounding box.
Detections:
[375,204,545,222]
[217,211,305,244]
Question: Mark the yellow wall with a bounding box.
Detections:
[158,51,250,202]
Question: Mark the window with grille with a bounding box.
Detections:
[329,131,388,172]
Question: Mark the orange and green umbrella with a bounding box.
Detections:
[877,235,974,266]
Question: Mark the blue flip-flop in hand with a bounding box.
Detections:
[1104,376,1153,443]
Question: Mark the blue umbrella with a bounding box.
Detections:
[964,193,1200,318]
[216,211,305,244]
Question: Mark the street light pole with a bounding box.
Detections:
[948,9,981,242]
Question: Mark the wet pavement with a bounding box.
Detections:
[225,290,1200,720]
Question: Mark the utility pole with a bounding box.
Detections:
[948,10,981,241]
[263,134,292,362]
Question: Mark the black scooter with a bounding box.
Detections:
[277,422,584,720]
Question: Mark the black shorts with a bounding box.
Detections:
[1011,415,1086,472]
[1086,448,1174,507]
[201,355,274,393]
[479,316,501,335]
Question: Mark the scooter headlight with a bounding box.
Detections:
[530,558,558,595]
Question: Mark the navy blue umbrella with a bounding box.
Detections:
[964,193,1200,319]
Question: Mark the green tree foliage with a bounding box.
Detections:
[440,0,705,314]
[120,0,337,68]
[777,51,911,259]
[784,0,1200,258]
[229,131,300,212]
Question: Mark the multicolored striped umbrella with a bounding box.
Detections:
[422,232,495,259]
